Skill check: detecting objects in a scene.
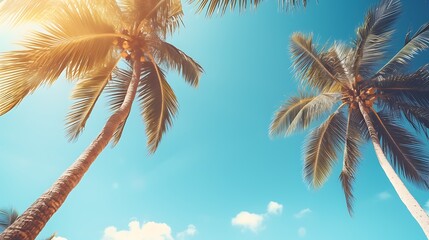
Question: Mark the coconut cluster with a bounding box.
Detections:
[113,30,147,62]
[342,75,377,109]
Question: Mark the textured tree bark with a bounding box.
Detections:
[0,57,142,240]
[359,102,429,238]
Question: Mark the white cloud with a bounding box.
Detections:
[103,221,173,240]
[231,201,284,233]
[298,227,306,238]
[52,237,68,240]
[177,225,197,240]
[231,211,264,233]
[377,191,391,201]
[294,208,311,219]
[267,201,283,215]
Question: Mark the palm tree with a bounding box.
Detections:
[270,0,429,237]
[0,209,56,240]
[0,209,18,232]
[190,0,310,16]
[0,0,202,239]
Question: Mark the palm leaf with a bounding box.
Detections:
[400,104,429,139]
[0,0,59,26]
[304,110,347,188]
[339,109,364,215]
[138,61,178,153]
[65,56,120,141]
[119,0,161,26]
[91,0,124,29]
[0,50,41,115]
[369,109,429,188]
[45,233,57,240]
[189,0,309,16]
[19,1,118,81]
[353,0,401,78]
[270,93,340,136]
[382,101,429,139]
[375,66,429,108]
[152,40,203,87]
[332,43,355,84]
[164,0,184,36]
[290,33,344,91]
[105,66,133,146]
[0,2,119,116]
[377,23,429,75]
[0,208,18,230]
[120,0,182,36]
[189,0,262,16]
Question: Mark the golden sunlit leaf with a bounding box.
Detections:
[65,56,120,140]
[105,66,133,146]
[152,40,203,87]
[0,0,60,26]
[138,61,178,153]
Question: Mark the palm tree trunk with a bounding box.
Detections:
[358,102,429,238]
[0,57,142,240]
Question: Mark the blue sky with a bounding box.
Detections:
[1,0,429,239]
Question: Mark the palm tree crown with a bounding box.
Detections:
[270,0,429,214]
[0,0,203,152]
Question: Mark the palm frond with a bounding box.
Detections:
[369,109,429,188]
[118,0,160,26]
[304,110,347,188]
[105,66,133,146]
[0,208,18,230]
[279,0,309,10]
[0,1,119,116]
[45,233,57,240]
[19,1,118,81]
[189,0,310,16]
[138,61,178,153]
[152,40,203,87]
[164,0,184,36]
[90,0,124,29]
[377,23,429,75]
[270,93,340,136]
[65,56,120,141]
[120,0,182,36]
[353,0,401,78]
[400,104,429,139]
[0,50,41,115]
[339,109,364,215]
[189,0,262,16]
[290,33,344,91]
[382,100,429,139]
[332,43,355,84]
[0,0,59,26]
[375,66,429,108]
